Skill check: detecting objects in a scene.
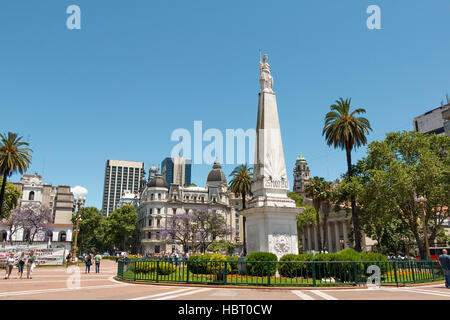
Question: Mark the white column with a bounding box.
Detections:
[313,226,319,251]
[307,226,312,251]
[320,225,324,252]
[301,231,306,251]
[334,222,340,252]
[327,223,333,253]
[343,221,349,248]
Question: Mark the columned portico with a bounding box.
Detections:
[334,222,340,252]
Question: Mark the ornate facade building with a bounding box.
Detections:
[0,174,74,250]
[135,161,243,255]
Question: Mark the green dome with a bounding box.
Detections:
[296,154,306,163]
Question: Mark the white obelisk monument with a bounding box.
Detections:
[242,54,303,259]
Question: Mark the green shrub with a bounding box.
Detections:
[134,261,176,275]
[245,252,277,277]
[158,262,177,275]
[225,256,239,274]
[188,254,212,274]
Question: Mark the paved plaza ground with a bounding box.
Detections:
[0,260,449,300]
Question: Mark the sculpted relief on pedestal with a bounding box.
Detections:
[270,233,292,257]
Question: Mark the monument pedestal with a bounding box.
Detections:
[242,206,302,259]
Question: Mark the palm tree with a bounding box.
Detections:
[228,164,253,255]
[322,98,371,251]
[305,176,325,251]
[0,132,32,219]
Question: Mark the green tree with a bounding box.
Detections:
[360,131,449,259]
[207,240,235,255]
[72,207,107,254]
[105,205,138,252]
[228,164,253,255]
[0,132,32,219]
[322,98,372,251]
[304,176,326,251]
[0,179,21,220]
[287,192,304,207]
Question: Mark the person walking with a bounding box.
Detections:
[115,252,120,263]
[84,253,92,274]
[26,250,36,279]
[438,249,450,289]
[4,253,15,279]
[94,253,102,273]
[65,252,72,268]
[17,252,26,279]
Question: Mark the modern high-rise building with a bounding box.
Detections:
[161,157,192,186]
[413,95,450,136]
[102,160,145,215]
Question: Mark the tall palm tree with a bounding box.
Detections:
[228,164,253,255]
[322,98,371,251]
[0,132,32,219]
[305,176,325,251]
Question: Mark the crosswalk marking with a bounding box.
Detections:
[155,288,212,300]
[311,290,338,300]
[0,283,131,297]
[291,290,315,300]
[129,288,194,300]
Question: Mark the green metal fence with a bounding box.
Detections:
[116,258,444,287]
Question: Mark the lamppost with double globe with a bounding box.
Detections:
[72,196,86,262]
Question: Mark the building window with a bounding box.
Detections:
[23,230,31,242]
[149,218,152,227]
[29,191,35,201]
[58,232,67,242]
[158,193,161,200]
[157,208,161,214]
[150,194,154,200]
[157,219,160,227]
[173,208,177,215]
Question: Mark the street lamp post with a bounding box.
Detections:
[415,195,430,259]
[72,196,86,262]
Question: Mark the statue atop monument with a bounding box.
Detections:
[259,54,274,93]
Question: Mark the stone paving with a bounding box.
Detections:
[0,260,449,300]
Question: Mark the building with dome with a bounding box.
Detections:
[135,160,243,255]
[293,154,310,196]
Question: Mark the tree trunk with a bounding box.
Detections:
[346,143,362,252]
[0,172,8,218]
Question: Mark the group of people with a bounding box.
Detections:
[387,254,410,260]
[82,253,102,274]
[3,250,36,280]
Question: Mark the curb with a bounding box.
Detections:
[113,277,445,290]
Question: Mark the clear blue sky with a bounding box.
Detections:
[1,0,449,209]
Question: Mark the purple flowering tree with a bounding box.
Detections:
[7,203,53,244]
[161,212,196,254]
[162,208,231,254]
[193,208,231,253]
